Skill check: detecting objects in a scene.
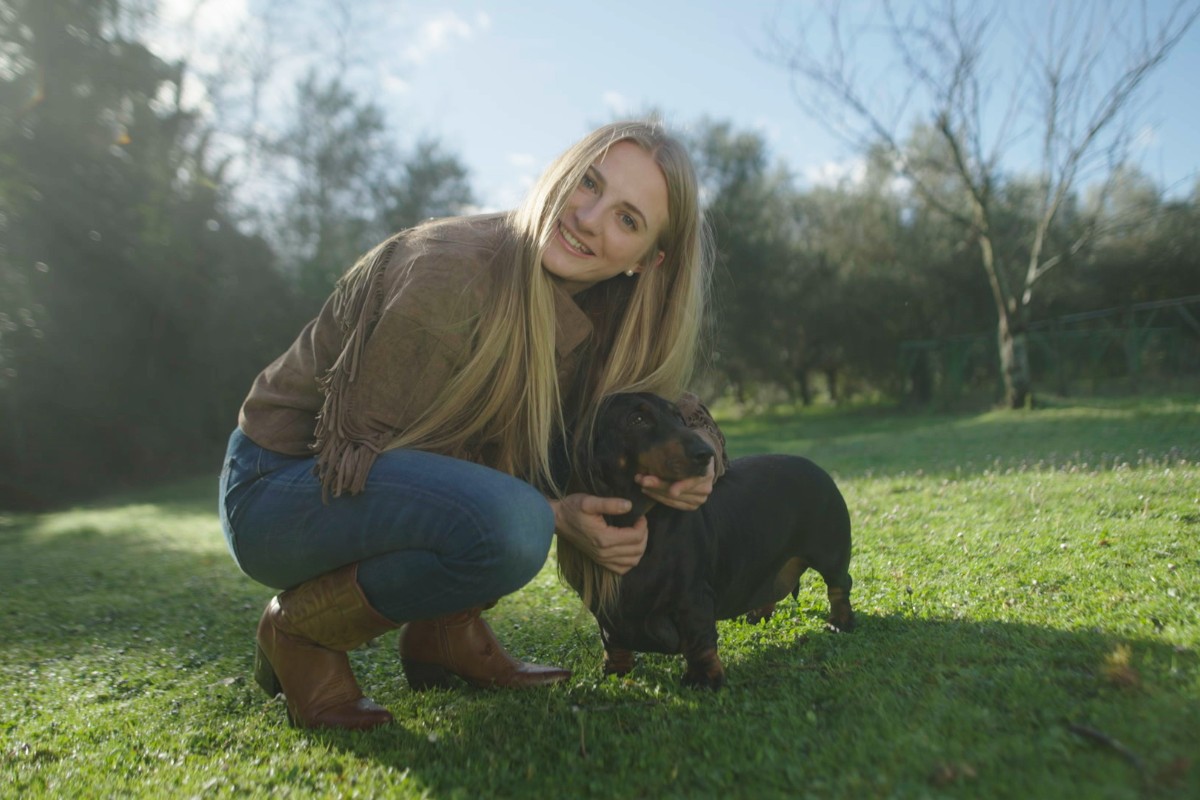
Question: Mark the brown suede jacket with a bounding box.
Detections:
[237,213,726,496]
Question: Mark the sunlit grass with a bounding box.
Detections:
[2,397,1198,798]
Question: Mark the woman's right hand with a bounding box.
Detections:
[549,494,648,574]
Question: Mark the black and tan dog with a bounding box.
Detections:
[561,392,855,690]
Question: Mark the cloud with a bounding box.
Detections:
[803,158,867,187]
[507,153,537,169]
[405,12,483,65]
[381,72,411,95]
[1134,125,1158,150]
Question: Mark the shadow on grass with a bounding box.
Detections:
[306,610,1199,798]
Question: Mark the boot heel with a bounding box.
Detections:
[401,658,454,691]
[254,644,283,697]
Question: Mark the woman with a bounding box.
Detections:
[219,120,726,730]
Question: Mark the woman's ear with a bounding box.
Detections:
[628,249,664,275]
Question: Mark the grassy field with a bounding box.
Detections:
[2,395,1198,798]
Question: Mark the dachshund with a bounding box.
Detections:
[562,392,855,690]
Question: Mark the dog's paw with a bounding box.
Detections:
[682,667,726,691]
[745,602,777,625]
[682,649,726,690]
[826,608,856,633]
[602,647,636,676]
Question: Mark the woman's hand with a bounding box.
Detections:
[635,458,715,511]
[549,494,648,574]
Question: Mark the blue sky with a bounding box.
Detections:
[155,0,1200,210]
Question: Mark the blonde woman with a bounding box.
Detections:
[218,120,726,730]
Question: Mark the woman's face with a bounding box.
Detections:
[542,140,668,293]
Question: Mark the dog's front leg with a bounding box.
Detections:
[602,646,636,676]
[678,603,724,690]
[682,645,725,690]
[599,625,637,676]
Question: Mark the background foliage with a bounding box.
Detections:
[1,0,1198,508]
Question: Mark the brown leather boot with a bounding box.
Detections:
[397,606,571,690]
[254,563,399,729]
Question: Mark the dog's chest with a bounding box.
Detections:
[601,512,714,653]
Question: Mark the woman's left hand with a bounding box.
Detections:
[635,458,715,512]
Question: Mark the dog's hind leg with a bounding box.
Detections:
[822,572,855,632]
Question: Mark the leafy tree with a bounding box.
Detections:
[688,121,805,400]
[266,72,475,307]
[0,0,302,507]
[384,138,475,231]
[771,0,1199,407]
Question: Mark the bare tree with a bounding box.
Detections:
[770,0,1198,407]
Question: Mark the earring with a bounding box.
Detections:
[626,269,636,277]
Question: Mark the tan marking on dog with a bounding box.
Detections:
[772,557,808,599]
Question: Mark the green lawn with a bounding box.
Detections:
[2,396,1198,798]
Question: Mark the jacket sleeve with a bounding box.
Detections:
[676,392,730,480]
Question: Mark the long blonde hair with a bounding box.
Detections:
[538,121,713,612]
[374,120,712,607]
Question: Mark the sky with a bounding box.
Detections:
[151,0,1200,211]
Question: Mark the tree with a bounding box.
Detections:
[0,0,304,507]
[266,72,475,306]
[771,0,1199,407]
[384,138,475,231]
[688,121,813,401]
[267,71,392,301]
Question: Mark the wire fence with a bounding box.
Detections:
[899,295,1200,402]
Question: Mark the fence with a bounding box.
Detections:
[898,295,1200,401]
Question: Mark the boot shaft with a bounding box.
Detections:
[273,563,398,651]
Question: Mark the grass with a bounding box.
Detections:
[2,394,1198,798]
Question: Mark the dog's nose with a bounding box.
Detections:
[686,438,716,469]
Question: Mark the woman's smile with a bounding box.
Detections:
[558,222,594,256]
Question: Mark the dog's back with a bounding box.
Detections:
[689,454,851,619]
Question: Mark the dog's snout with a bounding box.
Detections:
[686,437,716,468]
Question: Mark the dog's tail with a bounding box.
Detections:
[556,537,621,614]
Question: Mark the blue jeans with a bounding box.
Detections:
[218,428,556,623]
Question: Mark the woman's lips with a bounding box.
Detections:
[558,222,594,256]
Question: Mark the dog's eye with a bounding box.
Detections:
[628,412,648,427]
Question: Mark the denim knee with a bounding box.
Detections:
[479,482,556,596]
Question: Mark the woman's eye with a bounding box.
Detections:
[620,213,637,231]
[581,174,597,192]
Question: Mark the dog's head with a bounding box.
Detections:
[586,392,715,502]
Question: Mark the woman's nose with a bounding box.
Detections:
[573,198,601,233]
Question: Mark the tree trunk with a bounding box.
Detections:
[796,368,813,407]
[997,312,1032,409]
[979,228,1034,410]
[824,366,839,404]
